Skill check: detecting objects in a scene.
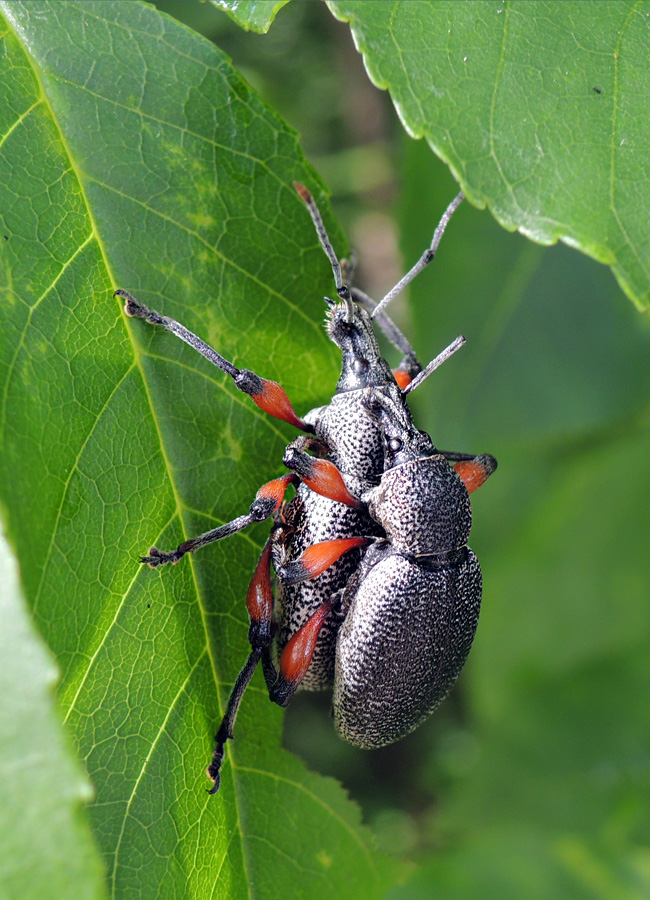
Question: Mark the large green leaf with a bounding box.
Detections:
[0,2,402,897]
[327,0,650,311]
[0,529,107,900]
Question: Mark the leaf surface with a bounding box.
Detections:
[327,0,650,311]
[0,2,401,897]
[209,0,289,33]
[0,530,107,900]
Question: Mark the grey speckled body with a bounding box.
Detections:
[331,427,483,747]
[273,485,379,689]
[367,456,472,555]
[334,543,481,747]
[303,388,398,498]
[272,387,395,688]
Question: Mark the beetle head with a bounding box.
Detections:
[326,290,395,393]
[362,387,436,468]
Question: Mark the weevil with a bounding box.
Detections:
[116,184,496,793]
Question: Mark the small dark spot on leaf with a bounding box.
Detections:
[593,86,602,94]
[2,235,7,240]
[147,603,151,609]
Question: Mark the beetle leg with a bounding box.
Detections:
[245,540,274,646]
[283,438,363,509]
[116,290,313,431]
[207,538,277,793]
[392,366,417,391]
[141,474,298,567]
[441,451,498,494]
[269,598,337,707]
[206,647,262,794]
[277,536,372,585]
[207,534,346,791]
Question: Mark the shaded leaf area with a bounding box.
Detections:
[385,141,650,898]
[0,530,107,900]
[0,2,402,898]
[328,0,650,311]
[209,0,289,33]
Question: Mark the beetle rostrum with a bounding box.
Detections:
[115,183,496,794]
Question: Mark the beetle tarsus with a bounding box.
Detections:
[140,546,183,568]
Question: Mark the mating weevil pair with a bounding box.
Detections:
[116,184,496,794]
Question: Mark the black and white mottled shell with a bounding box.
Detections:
[365,456,472,556]
[333,545,481,748]
[272,386,393,689]
[303,386,403,496]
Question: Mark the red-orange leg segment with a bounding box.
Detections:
[452,454,498,494]
[117,289,312,432]
[392,369,413,390]
[270,599,336,707]
[253,473,297,512]
[283,442,362,508]
[302,459,362,507]
[280,536,371,585]
[246,541,274,646]
[244,376,309,431]
[207,538,280,794]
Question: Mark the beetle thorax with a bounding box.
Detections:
[305,389,402,496]
[365,456,472,556]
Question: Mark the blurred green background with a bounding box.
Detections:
[156,3,650,896]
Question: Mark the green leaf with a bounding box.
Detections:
[0,2,402,897]
[327,0,650,311]
[0,528,107,900]
[209,0,289,33]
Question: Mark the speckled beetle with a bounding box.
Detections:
[115,184,496,793]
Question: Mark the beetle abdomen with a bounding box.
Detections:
[333,548,481,748]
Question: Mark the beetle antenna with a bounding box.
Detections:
[371,192,464,319]
[294,181,344,293]
[401,335,466,395]
[337,284,355,323]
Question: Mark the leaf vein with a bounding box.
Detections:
[235,765,378,874]
[488,2,525,217]
[139,350,293,445]
[0,231,95,442]
[109,647,209,899]
[61,508,178,724]
[88,175,324,335]
[0,97,41,149]
[609,2,650,283]
[31,359,137,614]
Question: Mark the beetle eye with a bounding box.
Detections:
[388,437,403,452]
